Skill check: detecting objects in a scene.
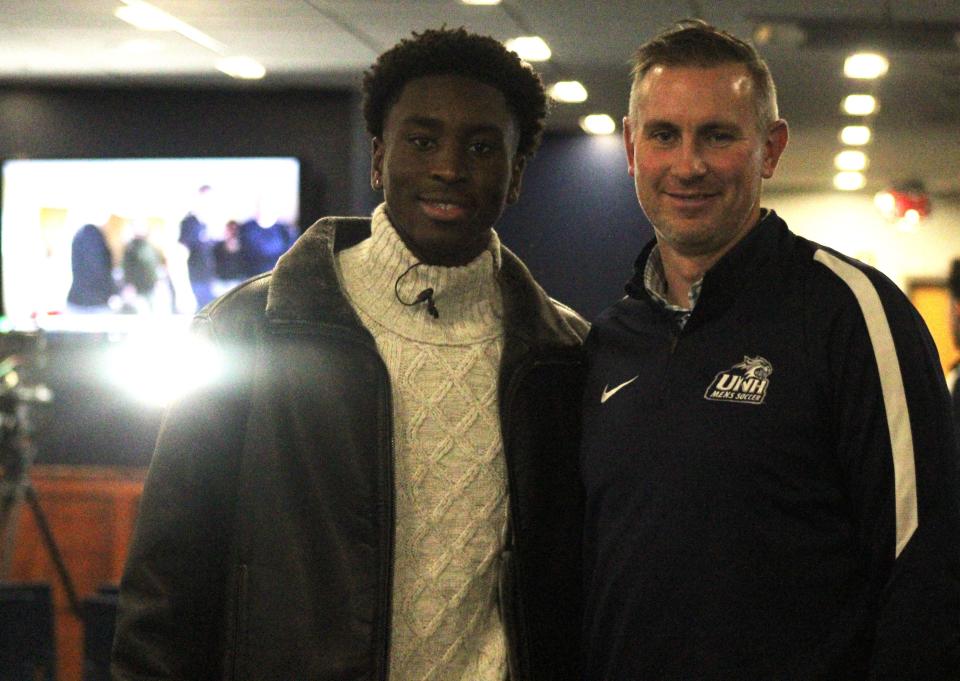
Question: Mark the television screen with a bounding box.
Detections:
[1,157,300,332]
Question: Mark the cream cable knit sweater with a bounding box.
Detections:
[338,204,508,681]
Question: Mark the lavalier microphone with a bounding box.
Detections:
[394,262,439,318]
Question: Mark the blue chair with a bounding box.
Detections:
[0,581,56,681]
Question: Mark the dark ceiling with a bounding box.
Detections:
[2,0,959,194]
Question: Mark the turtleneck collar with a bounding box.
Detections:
[337,203,504,345]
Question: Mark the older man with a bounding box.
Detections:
[580,19,960,680]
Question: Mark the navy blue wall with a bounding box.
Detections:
[354,130,654,321]
[497,132,652,321]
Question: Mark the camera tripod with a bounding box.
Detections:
[0,367,81,618]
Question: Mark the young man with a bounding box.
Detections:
[580,20,960,679]
[112,28,587,681]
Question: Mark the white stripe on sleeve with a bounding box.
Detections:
[814,249,917,558]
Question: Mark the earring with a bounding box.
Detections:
[372,174,382,190]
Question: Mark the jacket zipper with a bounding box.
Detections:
[377,372,395,681]
[268,319,395,680]
[499,352,582,681]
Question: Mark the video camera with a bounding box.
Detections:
[0,330,78,610]
[0,331,52,480]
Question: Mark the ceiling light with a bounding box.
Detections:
[549,81,588,103]
[834,150,868,171]
[114,2,178,31]
[842,94,877,116]
[833,171,866,191]
[579,114,616,135]
[751,22,806,48]
[115,0,226,54]
[461,0,501,4]
[505,36,551,62]
[844,52,889,79]
[839,125,871,146]
[216,56,266,80]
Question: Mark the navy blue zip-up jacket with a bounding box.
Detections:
[580,211,960,680]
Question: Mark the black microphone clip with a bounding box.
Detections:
[413,288,439,319]
[395,262,439,318]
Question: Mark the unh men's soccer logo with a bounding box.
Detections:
[704,356,773,405]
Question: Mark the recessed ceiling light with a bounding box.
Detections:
[834,150,868,171]
[839,125,871,146]
[844,53,889,79]
[833,171,866,191]
[505,36,551,61]
[751,22,806,48]
[114,1,178,31]
[548,81,588,103]
[579,114,616,135]
[216,56,266,80]
[842,94,877,116]
[115,0,226,53]
[461,0,501,4]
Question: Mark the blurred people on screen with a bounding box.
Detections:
[66,222,117,312]
[119,219,167,314]
[178,185,217,309]
[237,216,297,278]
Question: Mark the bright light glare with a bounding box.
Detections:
[844,53,889,79]
[834,150,868,171]
[874,190,895,215]
[115,0,227,54]
[505,36,551,61]
[103,330,225,407]
[833,171,866,191]
[549,81,588,103]
[842,94,877,116]
[216,56,266,80]
[114,2,177,30]
[896,210,921,232]
[839,125,871,146]
[579,114,616,135]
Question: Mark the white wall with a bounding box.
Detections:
[765,192,960,292]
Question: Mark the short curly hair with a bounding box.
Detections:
[362,27,547,159]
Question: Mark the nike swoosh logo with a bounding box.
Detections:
[600,375,639,403]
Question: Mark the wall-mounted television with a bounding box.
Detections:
[1,156,300,333]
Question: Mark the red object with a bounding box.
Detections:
[888,187,931,218]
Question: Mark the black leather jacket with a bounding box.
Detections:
[112,217,588,681]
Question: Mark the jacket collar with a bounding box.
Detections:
[626,209,788,323]
[266,216,585,352]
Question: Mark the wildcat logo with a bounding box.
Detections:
[704,356,773,405]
